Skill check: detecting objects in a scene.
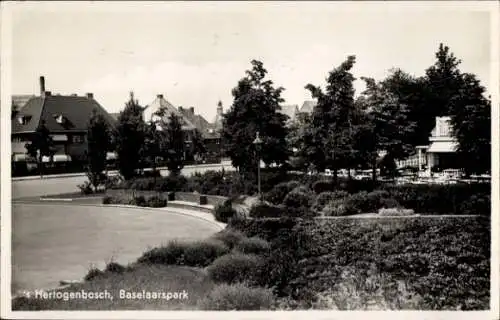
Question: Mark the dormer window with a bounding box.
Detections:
[17,115,32,125]
[54,114,65,124]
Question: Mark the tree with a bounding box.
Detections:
[359,72,420,180]
[423,44,491,175]
[161,113,185,176]
[286,116,313,172]
[305,55,358,181]
[86,109,111,192]
[222,60,289,177]
[192,129,207,162]
[449,74,491,175]
[25,120,56,178]
[115,92,146,180]
[140,121,162,173]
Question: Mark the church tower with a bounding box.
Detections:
[213,100,223,132]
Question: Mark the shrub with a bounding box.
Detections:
[137,241,186,265]
[102,196,112,204]
[228,217,299,242]
[142,170,161,178]
[207,253,264,284]
[77,181,93,195]
[147,196,167,207]
[198,283,275,310]
[234,237,271,255]
[378,207,415,216]
[265,181,300,205]
[380,183,490,215]
[312,191,349,213]
[322,199,358,216]
[459,194,491,216]
[183,240,230,267]
[84,267,104,281]
[282,188,315,218]
[213,200,237,223]
[131,195,147,207]
[379,197,401,209]
[155,174,188,192]
[248,202,285,218]
[212,229,246,249]
[312,179,335,194]
[105,262,126,274]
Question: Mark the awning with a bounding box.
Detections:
[106,152,118,160]
[427,141,458,153]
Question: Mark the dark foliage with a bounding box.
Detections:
[248,202,285,218]
[213,200,237,223]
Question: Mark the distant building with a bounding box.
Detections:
[397,116,459,173]
[278,104,299,124]
[296,100,316,122]
[143,94,197,133]
[11,76,116,164]
[178,104,222,159]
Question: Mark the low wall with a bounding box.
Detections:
[175,192,227,206]
[107,189,227,206]
[106,189,167,201]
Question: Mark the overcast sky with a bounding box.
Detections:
[6,2,494,122]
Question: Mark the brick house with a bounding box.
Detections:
[11,76,116,166]
[178,103,222,161]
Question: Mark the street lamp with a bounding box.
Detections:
[253,131,263,200]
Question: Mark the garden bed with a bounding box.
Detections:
[229,216,491,310]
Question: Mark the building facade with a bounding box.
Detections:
[11,76,116,166]
[396,116,459,173]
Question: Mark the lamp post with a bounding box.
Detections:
[253,131,263,200]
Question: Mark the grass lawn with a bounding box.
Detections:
[13,264,214,310]
[12,203,221,295]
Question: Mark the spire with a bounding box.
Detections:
[214,100,224,131]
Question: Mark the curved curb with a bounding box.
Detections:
[13,201,227,230]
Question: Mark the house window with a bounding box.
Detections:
[72,135,85,143]
[17,115,32,125]
[12,137,23,143]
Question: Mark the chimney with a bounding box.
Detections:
[86,93,94,99]
[39,76,45,95]
[157,94,163,99]
[190,107,194,114]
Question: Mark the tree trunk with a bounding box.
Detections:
[39,155,43,179]
[371,156,377,183]
[348,168,352,180]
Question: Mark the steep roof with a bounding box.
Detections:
[12,95,36,110]
[299,100,317,114]
[279,104,299,121]
[179,107,220,140]
[143,95,196,131]
[12,94,116,134]
[109,112,120,121]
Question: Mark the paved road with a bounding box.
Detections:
[12,163,234,199]
[11,202,222,294]
[9,162,234,294]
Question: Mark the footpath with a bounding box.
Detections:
[12,162,234,181]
